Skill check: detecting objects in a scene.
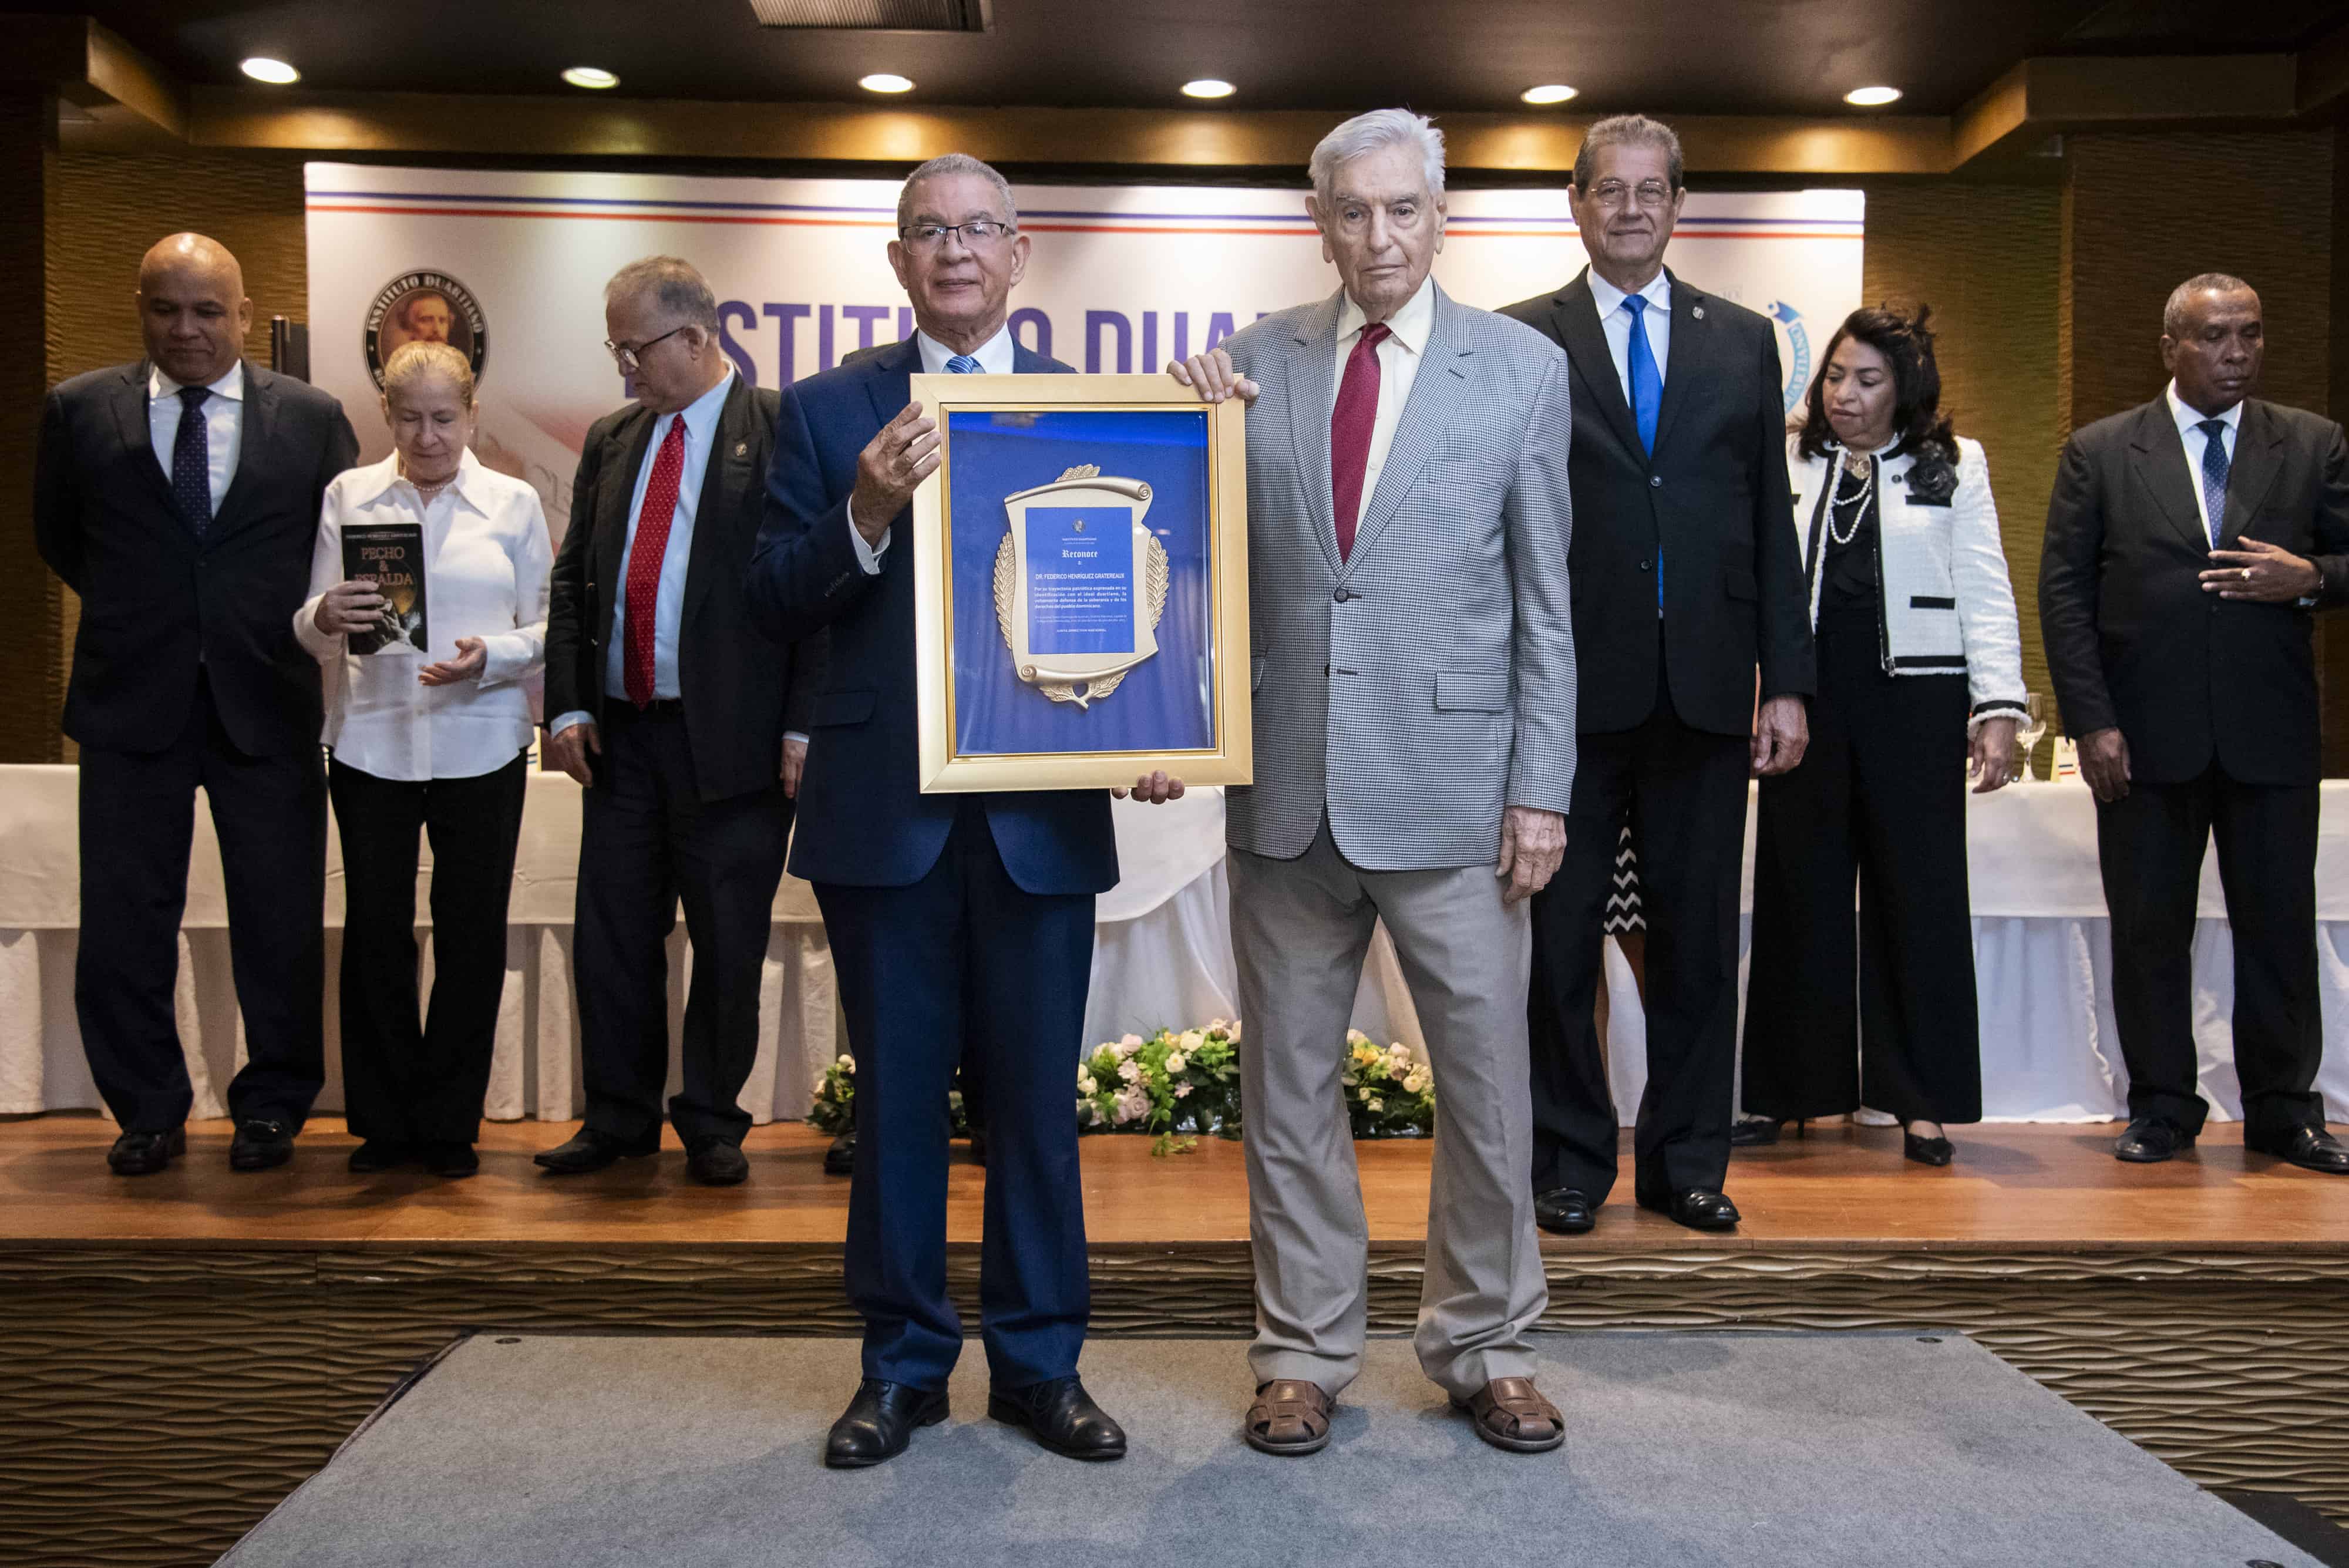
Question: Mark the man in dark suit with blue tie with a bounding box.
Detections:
[2041,273,2349,1175]
[34,233,358,1176]
[751,154,1176,1468]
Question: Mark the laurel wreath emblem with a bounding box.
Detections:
[995,465,1169,708]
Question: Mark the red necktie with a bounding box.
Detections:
[1330,322,1392,561]
[622,418,688,708]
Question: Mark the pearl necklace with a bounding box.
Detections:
[1826,449,1874,547]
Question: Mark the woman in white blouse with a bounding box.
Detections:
[297,341,551,1178]
[1738,306,2026,1169]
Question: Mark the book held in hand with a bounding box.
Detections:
[342,523,428,656]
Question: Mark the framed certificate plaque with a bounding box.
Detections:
[909,372,1253,793]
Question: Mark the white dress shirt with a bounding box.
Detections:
[149,362,244,512]
[1587,268,1673,406]
[296,449,553,782]
[2166,378,2242,542]
[1331,274,1436,534]
[851,322,1019,573]
[547,367,733,737]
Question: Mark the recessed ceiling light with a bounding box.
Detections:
[1520,84,1578,106]
[562,66,620,90]
[1182,79,1236,99]
[860,73,915,94]
[240,57,300,86]
[1845,85,1903,106]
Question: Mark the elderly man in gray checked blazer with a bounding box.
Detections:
[1175,107,1576,1458]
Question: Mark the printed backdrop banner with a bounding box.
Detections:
[305,163,1863,543]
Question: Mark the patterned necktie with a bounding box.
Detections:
[171,385,213,538]
[2196,418,2230,547]
[1626,295,1664,611]
[622,418,688,708]
[1330,322,1392,561]
[946,354,983,374]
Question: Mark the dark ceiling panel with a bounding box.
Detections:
[24,0,2158,115]
[2063,0,2349,51]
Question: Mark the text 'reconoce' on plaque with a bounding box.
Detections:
[908,374,1251,793]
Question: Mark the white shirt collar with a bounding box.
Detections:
[150,361,245,403]
[1588,267,1671,322]
[916,322,1017,375]
[2166,379,2241,439]
[662,365,735,447]
[355,446,489,512]
[1337,273,1438,356]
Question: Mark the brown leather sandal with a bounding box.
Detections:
[1455,1376,1564,1453]
[1243,1378,1335,1455]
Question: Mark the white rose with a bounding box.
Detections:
[1228,1019,1244,1041]
[1113,1085,1149,1124]
[836,1054,856,1069]
[1179,1029,1205,1052]
[1078,1072,1097,1095]
[1118,1060,1141,1084]
[1345,1029,1369,1047]
[1165,1052,1188,1074]
[1366,1097,1385,1112]
[1119,1032,1145,1054]
[1208,1018,1230,1032]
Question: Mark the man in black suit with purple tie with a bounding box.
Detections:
[2040,272,2349,1175]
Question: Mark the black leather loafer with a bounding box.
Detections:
[823,1128,856,1176]
[348,1140,413,1173]
[1903,1131,1954,1167]
[533,1127,660,1174]
[2114,1116,2194,1164]
[1640,1187,1741,1231]
[421,1142,479,1178]
[1533,1187,1596,1235]
[108,1126,184,1176]
[686,1138,749,1186]
[988,1375,1126,1461]
[1729,1116,1784,1148]
[2244,1125,2349,1176]
[824,1378,950,1468]
[228,1119,294,1172]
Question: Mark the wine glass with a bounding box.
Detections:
[2014,694,2047,782]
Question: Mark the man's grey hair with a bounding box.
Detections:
[2163,271,2257,337]
[896,153,1019,230]
[604,256,720,332]
[1308,109,1446,207]
[1573,113,1685,192]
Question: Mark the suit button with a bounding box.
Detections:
[1650,475,1663,489]
[1333,587,1354,603]
[1638,559,1652,572]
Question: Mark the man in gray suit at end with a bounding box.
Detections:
[1174,107,1576,1459]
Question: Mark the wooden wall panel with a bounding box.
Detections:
[4,93,61,764]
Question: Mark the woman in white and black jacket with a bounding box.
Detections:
[1739,305,2025,1167]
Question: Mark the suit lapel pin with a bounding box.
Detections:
[1692,305,1706,319]
[733,440,749,459]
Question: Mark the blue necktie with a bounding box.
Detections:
[1626,295,1663,611]
[2196,418,2229,547]
[171,384,213,538]
[946,354,983,375]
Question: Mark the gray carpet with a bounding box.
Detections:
[221,1331,2320,1568]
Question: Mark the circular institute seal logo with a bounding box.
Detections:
[364,272,488,389]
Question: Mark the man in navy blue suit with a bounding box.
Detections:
[751,154,1179,1469]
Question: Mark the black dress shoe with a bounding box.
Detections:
[107,1126,184,1176]
[824,1378,950,1468]
[1903,1130,1954,1167]
[988,1375,1126,1461]
[347,1140,414,1173]
[1640,1187,1741,1231]
[2243,1125,2349,1175]
[967,1128,989,1167]
[2114,1116,2195,1164]
[686,1137,749,1186]
[823,1128,856,1176]
[420,1142,479,1178]
[228,1119,295,1172]
[1533,1187,1596,1235]
[533,1127,660,1174]
[1729,1116,1784,1148]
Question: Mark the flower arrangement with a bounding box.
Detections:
[805,1020,1438,1153]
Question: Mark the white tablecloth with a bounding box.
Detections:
[1,766,2342,1125]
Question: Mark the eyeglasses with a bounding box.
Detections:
[897,220,1015,251]
[603,324,689,374]
[1586,179,1677,210]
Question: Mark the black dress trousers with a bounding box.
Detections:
[75,670,328,1132]
[329,751,529,1146]
[1742,604,1982,1126]
[2095,763,2323,1140]
[572,702,793,1146]
[1528,632,1754,1205]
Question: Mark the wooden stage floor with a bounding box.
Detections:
[4,1112,2345,1253]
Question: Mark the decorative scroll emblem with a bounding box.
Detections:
[994,464,1169,709]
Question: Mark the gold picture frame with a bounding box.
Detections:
[909,372,1253,793]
